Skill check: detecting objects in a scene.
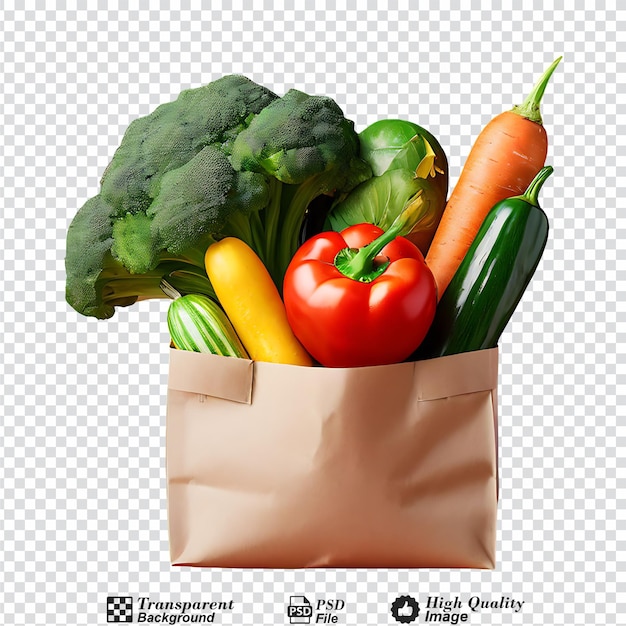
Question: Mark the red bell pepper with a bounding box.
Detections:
[283,196,437,367]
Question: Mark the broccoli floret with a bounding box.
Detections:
[100,74,277,217]
[65,75,370,319]
[230,89,361,184]
[66,195,118,319]
[148,145,269,258]
[66,195,215,319]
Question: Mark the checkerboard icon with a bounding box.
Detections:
[107,597,133,623]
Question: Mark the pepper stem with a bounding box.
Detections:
[334,189,426,282]
[511,56,562,124]
[522,166,553,206]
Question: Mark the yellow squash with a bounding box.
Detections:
[204,237,312,366]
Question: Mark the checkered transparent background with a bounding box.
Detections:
[1,1,624,624]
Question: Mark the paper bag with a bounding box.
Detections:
[166,347,499,569]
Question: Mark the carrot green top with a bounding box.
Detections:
[511,56,562,125]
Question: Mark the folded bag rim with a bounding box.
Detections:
[167,346,499,403]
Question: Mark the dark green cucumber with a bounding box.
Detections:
[415,166,552,359]
[161,280,248,357]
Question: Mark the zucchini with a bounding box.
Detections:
[416,166,552,359]
[162,281,248,358]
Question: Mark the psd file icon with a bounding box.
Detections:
[288,595,313,624]
[107,596,133,623]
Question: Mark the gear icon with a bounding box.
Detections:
[391,595,420,623]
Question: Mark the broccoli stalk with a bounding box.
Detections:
[273,160,370,284]
[65,76,370,319]
[97,260,215,309]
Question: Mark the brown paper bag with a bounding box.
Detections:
[166,347,499,569]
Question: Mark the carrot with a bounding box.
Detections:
[426,57,561,300]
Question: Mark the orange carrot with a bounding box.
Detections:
[426,57,561,300]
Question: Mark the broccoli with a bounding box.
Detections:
[229,88,371,280]
[65,75,371,319]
